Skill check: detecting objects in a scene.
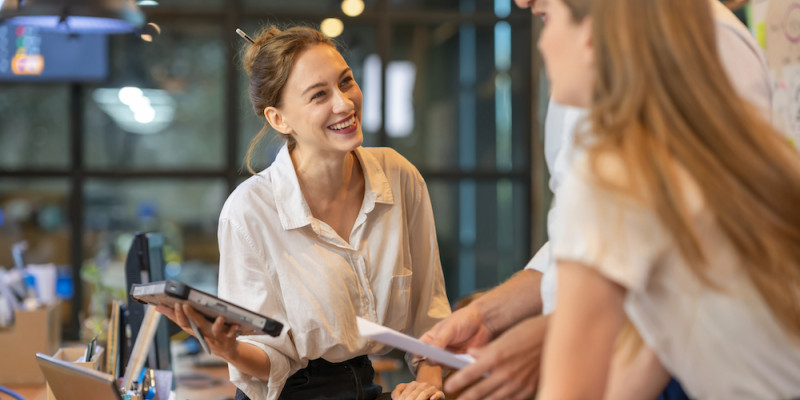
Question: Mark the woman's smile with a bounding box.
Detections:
[328,114,359,134]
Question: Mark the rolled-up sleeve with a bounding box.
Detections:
[218,216,300,400]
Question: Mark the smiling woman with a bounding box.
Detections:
[262,43,364,161]
[152,25,452,400]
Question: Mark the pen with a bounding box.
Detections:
[187,317,211,354]
[87,335,97,361]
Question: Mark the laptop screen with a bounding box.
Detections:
[36,353,123,400]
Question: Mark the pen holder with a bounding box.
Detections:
[46,346,105,400]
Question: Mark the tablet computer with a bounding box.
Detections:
[130,280,283,336]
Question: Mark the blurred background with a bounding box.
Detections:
[0,0,551,343]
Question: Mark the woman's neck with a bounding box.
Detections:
[292,148,354,192]
[290,148,364,212]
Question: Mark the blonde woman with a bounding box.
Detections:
[534,0,800,399]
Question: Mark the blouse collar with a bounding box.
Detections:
[267,144,394,231]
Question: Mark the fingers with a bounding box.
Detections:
[155,305,174,318]
[420,320,454,349]
[430,390,446,400]
[444,347,495,395]
[392,381,445,400]
[175,304,212,338]
[455,371,527,400]
[210,315,240,340]
[159,303,193,336]
[447,330,541,400]
[391,383,406,400]
[452,361,537,400]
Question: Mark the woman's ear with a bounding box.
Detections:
[264,107,293,135]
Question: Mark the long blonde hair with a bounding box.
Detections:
[564,0,800,335]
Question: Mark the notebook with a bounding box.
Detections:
[36,352,123,400]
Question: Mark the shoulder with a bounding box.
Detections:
[220,171,277,223]
[359,147,423,181]
[360,146,415,168]
[563,150,631,197]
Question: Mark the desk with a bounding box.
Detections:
[1,361,236,400]
[173,356,237,400]
[1,385,46,400]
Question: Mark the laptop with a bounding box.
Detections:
[36,352,123,400]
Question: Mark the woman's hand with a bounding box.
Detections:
[156,303,240,361]
[392,380,446,400]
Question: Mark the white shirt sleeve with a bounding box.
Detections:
[550,154,670,293]
[524,241,551,272]
[218,216,300,400]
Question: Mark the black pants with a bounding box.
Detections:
[235,355,391,400]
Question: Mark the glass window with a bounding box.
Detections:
[388,0,497,12]
[235,20,287,173]
[0,1,539,342]
[386,22,531,172]
[83,179,226,292]
[144,0,223,10]
[428,179,529,302]
[0,85,70,169]
[0,179,71,266]
[83,23,226,169]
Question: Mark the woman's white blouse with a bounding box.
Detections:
[551,152,800,400]
[217,145,451,400]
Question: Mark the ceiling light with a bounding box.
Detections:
[139,21,159,42]
[0,0,146,34]
[320,18,343,38]
[93,87,175,134]
[341,0,364,17]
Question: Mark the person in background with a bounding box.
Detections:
[421,0,773,398]
[158,25,451,400]
[536,0,800,398]
[721,0,749,25]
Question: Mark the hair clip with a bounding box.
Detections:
[236,28,255,44]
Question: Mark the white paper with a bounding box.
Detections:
[356,317,475,369]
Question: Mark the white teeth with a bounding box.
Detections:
[329,115,356,130]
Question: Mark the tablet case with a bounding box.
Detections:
[130,279,283,336]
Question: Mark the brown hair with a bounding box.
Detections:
[241,25,335,174]
[565,0,800,335]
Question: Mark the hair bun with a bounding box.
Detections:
[241,26,282,76]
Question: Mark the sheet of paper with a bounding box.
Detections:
[356,317,475,369]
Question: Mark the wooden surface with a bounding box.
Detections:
[174,362,237,400]
[1,359,236,400]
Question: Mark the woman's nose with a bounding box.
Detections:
[331,89,354,113]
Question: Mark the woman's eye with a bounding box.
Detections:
[312,91,325,100]
[341,77,353,86]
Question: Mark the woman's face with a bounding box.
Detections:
[537,0,594,108]
[268,43,363,157]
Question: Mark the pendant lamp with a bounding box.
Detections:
[0,0,145,34]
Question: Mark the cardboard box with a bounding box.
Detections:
[46,346,105,400]
[0,303,61,385]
